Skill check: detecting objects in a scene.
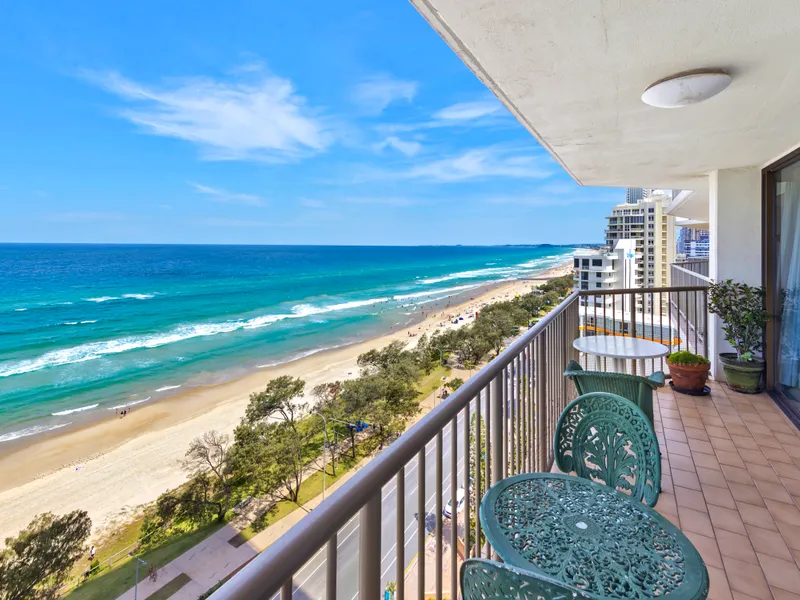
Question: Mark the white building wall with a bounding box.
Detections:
[708,167,762,378]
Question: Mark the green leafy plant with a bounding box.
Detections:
[707,280,767,362]
[666,351,710,366]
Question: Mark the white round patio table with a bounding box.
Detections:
[572,335,669,375]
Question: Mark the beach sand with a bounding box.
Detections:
[0,264,572,538]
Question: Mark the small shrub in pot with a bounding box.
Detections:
[667,351,710,393]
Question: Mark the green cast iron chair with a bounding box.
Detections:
[554,392,661,506]
[462,559,602,600]
[564,359,665,425]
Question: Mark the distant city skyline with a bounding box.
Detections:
[0,2,623,245]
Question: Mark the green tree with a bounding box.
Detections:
[181,430,235,522]
[445,378,464,391]
[0,511,91,600]
[245,375,306,431]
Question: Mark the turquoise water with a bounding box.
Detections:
[0,244,574,443]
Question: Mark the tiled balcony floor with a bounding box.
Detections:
[651,381,800,600]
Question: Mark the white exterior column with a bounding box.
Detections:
[708,167,762,378]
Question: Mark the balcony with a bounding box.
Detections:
[207,286,800,600]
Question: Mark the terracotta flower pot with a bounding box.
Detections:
[668,362,710,393]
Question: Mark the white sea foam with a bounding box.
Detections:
[290,297,390,317]
[108,397,150,410]
[155,385,181,392]
[85,293,155,303]
[0,422,71,443]
[14,308,27,312]
[62,320,97,326]
[85,296,118,303]
[52,404,99,416]
[122,293,155,300]
[393,284,479,301]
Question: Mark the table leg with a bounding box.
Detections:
[611,358,622,373]
[637,359,645,376]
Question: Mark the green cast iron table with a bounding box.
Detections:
[480,473,709,600]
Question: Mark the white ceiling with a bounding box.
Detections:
[410,0,800,195]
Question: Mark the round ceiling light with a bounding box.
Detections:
[641,69,731,108]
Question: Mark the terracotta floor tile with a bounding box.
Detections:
[676,485,708,512]
[753,479,794,504]
[661,408,681,420]
[667,439,693,457]
[756,434,784,449]
[728,482,766,507]
[662,510,681,529]
[669,453,697,473]
[722,415,747,428]
[746,463,781,484]
[738,449,770,466]
[737,502,779,531]
[684,531,722,568]
[698,466,730,487]
[670,465,701,487]
[678,505,715,537]
[765,498,800,526]
[707,565,733,600]
[694,451,722,470]
[721,556,772,600]
[712,437,740,453]
[771,588,800,600]
[757,553,800,592]
[717,450,747,468]
[762,446,794,464]
[781,477,800,496]
[775,432,800,447]
[703,484,737,509]
[732,592,760,600]
[771,461,800,480]
[681,408,703,420]
[715,528,758,564]
[682,416,705,429]
[665,428,688,443]
[746,525,794,561]
[727,424,754,437]
[730,435,760,450]
[721,465,754,486]
[709,504,748,535]
[747,423,774,436]
[661,473,674,494]
[689,438,715,455]
[707,426,733,440]
[686,426,711,442]
[786,444,800,458]
[655,492,678,517]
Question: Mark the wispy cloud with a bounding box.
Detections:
[352,75,417,114]
[45,211,130,223]
[189,182,267,207]
[299,198,326,209]
[402,147,553,182]
[374,136,422,157]
[344,196,417,207]
[192,217,272,228]
[487,186,621,207]
[85,64,331,162]
[433,100,503,121]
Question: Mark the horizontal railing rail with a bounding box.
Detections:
[212,291,581,600]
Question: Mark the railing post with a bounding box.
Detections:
[327,535,337,600]
[536,332,547,471]
[490,374,503,485]
[359,494,381,600]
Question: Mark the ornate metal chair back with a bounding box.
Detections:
[563,359,665,425]
[461,559,600,600]
[554,392,661,506]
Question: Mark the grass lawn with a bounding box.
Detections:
[65,521,225,600]
[148,573,192,600]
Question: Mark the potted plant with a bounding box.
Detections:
[667,351,711,393]
[707,279,768,393]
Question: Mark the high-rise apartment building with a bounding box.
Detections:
[677,227,710,258]
[605,193,675,290]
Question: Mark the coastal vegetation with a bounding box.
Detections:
[5,275,574,599]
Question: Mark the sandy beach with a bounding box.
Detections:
[0,264,571,539]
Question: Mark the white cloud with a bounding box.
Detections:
[189,182,267,207]
[300,198,326,209]
[402,147,553,182]
[45,211,129,223]
[374,136,422,157]
[86,66,330,162]
[433,100,503,121]
[344,196,416,207]
[193,217,271,227]
[352,75,417,114]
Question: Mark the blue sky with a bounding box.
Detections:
[0,1,623,245]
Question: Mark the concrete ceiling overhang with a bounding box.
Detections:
[410,0,800,196]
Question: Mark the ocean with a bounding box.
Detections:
[0,244,574,444]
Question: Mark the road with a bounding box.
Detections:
[273,394,484,600]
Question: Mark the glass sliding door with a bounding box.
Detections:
[772,159,800,402]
